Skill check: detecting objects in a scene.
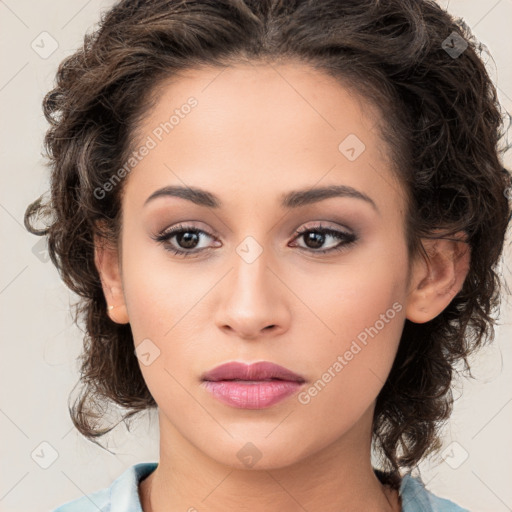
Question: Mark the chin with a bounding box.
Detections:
[198,433,318,471]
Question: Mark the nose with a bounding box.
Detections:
[214,247,290,340]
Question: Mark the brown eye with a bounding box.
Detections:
[291,225,358,254]
[151,223,219,257]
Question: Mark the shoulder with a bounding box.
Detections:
[50,462,158,512]
[400,473,471,512]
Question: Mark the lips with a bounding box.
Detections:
[201,361,306,409]
[201,361,306,383]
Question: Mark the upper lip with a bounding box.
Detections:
[201,361,306,383]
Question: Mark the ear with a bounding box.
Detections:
[405,231,471,324]
[93,227,129,325]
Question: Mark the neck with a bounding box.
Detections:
[139,406,401,512]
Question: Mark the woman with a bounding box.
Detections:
[25,0,511,510]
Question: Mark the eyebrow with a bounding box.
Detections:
[144,184,379,213]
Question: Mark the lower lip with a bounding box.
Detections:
[202,380,304,409]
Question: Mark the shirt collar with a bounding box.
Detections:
[110,462,158,512]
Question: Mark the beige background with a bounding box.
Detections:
[0,0,511,511]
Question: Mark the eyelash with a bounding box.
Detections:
[152,223,358,258]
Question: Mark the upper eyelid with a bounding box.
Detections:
[294,221,353,233]
[158,222,351,237]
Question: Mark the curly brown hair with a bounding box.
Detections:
[24,0,511,487]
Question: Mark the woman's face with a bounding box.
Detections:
[110,62,415,468]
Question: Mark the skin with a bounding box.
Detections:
[94,61,470,512]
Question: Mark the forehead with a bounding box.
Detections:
[137,61,384,151]
[125,61,406,218]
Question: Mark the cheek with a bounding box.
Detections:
[121,235,201,339]
[297,247,405,349]
[292,282,405,440]
[120,240,212,389]
[294,241,407,398]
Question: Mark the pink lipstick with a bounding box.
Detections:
[201,361,306,409]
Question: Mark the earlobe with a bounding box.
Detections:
[93,231,129,325]
[105,293,129,324]
[405,231,470,324]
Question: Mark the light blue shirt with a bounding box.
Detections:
[51,462,470,512]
